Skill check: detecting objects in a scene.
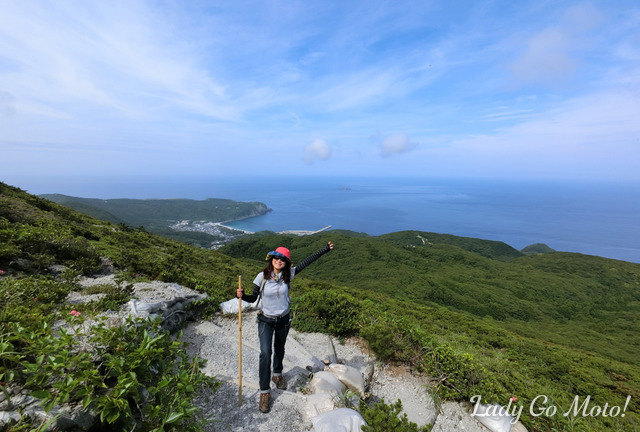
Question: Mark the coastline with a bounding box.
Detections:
[13,175,639,263]
[214,222,254,235]
[169,221,333,250]
[216,223,333,236]
[276,225,332,235]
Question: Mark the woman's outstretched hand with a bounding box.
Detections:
[328,241,334,250]
[236,288,243,298]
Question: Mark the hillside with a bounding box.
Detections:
[40,193,270,248]
[520,243,556,255]
[1,181,639,431]
[221,234,640,430]
[377,230,524,261]
[220,233,640,365]
[40,194,270,226]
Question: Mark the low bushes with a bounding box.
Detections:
[1,313,218,431]
[291,283,505,404]
[292,285,360,336]
[359,399,432,432]
[288,281,638,431]
[0,271,217,431]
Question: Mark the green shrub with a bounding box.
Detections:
[359,399,432,432]
[1,315,218,431]
[291,285,360,336]
[0,217,102,274]
[0,276,76,330]
[426,344,502,402]
[360,320,401,361]
[82,282,134,313]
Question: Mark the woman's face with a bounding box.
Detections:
[272,257,287,272]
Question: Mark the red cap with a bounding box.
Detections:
[266,246,291,262]
[274,247,291,260]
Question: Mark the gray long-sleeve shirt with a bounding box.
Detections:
[241,244,331,316]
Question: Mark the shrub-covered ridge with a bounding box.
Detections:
[1,181,639,431]
[223,233,640,431]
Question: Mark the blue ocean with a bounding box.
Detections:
[8,175,640,263]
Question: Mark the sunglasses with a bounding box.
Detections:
[272,256,288,262]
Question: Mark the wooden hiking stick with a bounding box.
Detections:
[238,275,242,406]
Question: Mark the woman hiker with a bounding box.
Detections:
[236,241,334,413]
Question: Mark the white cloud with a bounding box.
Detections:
[509,27,577,86]
[380,134,418,157]
[446,87,640,179]
[1,0,639,180]
[508,3,606,88]
[304,139,332,164]
[0,1,237,122]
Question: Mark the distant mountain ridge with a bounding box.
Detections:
[520,242,556,255]
[40,194,270,226]
[41,194,558,259]
[40,193,271,248]
[377,230,524,261]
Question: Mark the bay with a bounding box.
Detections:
[7,175,640,263]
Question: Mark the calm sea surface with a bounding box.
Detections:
[7,175,640,263]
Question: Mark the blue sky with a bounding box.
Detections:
[1,0,639,182]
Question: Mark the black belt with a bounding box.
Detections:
[259,310,290,320]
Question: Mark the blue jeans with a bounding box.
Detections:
[257,312,290,392]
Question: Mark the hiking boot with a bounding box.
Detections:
[272,375,286,390]
[259,393,271,413]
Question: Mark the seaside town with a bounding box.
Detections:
[169,220,252,249]
[169,220,332,249]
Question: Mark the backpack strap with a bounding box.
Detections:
[257,277,268,304]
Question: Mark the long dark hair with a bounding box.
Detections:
[262,258,292,284]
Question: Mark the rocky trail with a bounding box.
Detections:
[183,302,509,431]
[175,292,499,431]
[4,274,524,431]
[99,276,516,431]
[184,309,439,431]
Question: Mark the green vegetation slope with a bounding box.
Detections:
[221,232,640,365]
[40,194,269,226]
[1,181,638,431]
[521,243,556,255]
[221,232,640,431]
[40,193,269,248]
